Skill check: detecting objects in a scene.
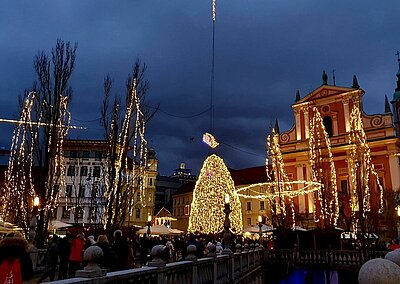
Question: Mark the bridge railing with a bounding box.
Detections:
[265,249,387,269]
[51,248,264,284]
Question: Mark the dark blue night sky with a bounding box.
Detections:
[1,0,400,175]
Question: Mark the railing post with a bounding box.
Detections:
[148,245,166,284]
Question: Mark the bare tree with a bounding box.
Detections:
[100,60,158,230]
[32,39,77,246]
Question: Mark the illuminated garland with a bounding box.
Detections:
[267,129,294,225]
[188,154,243,234]
[348,104,384,232]
[0,92,37,228]
[309,107,339,226]
[103,79,148,226]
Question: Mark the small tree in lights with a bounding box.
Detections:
[309,107,339,228]
[0,40,76,246]
[188,154,243,234]
[348,104,384,242]
[100,60,159,230]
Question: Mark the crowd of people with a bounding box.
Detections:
[0,229,267,282]
[3,228,397,282]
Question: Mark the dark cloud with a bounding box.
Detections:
[1,0,400,175]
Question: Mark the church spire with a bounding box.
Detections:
[295,90,301,102]
[274,118,280,134]
[385,95,391,113]
[394,51,400,95]
[352,75,360,89]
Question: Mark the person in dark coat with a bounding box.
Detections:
[58,232,71,280]
[139,234,150,266]
[38,235,59,282]
[95,234,118,271]
[0,232,33,283]
[112,230,129,270]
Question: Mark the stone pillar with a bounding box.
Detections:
[343,97,351,132]
[304,107,310,139]
[297,165,306,213]
[306,166,314,214]
[295,109,302,141]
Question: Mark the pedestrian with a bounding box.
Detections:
[38,235,59,282]
[112,230,129,270]
[95,234,118,271]
[139,234,150,267]
[0,232,33,283]
[69,233,85,277]
[215,241,223,255]
[58,232,71,280]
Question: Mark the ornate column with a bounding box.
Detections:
[342,97,350,132]
[296,164,306,213]
[303,107,310,139]
[306,166,314,214]
[295,108,302,141]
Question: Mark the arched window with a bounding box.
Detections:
[323,116,333,137]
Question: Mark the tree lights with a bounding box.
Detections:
[348,104,384,232]
[309,107,339,227]
[188,154,243,234]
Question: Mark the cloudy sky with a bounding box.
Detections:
[1,0,400,175]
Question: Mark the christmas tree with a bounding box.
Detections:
[188,154,243,234]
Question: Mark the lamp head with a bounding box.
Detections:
[33,196,40,207]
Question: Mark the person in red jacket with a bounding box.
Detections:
[0,232,33,284]
[68,233,85,278]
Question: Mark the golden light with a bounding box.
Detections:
[397,207,400,217]
[258,215,262,223]
[147,215,152,222]
[33,196,40,207]
[225,193,230,204]
[188,154,243,234]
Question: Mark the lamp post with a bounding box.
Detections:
[29,196,40,244]
[147,214,152,236]
[258,215,263,247]
[222,193,233,255]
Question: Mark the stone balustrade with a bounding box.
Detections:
[265,249,388,270]
[51,245,264,284]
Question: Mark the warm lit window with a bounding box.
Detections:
[247,218,251,226]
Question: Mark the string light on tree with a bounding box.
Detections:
[308,107,339,227]
[188,154,243,234]
[348,104,384,232]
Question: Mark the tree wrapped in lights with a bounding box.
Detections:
[309,107,339,227]
[0,92,37,229]
[188,154,243,234]
[267,128,295,227]
[0,41,75,245]
[348,104,384,233]
[101,61,158,229]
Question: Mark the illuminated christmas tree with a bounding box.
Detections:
[188,154,242,234]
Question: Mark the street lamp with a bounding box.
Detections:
[222,193,233,255]
[29,196,40,244]
[147,214,152,236]
[258,215,263,247]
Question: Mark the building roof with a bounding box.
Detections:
[173,182,196,196]
[229,166,270,186]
